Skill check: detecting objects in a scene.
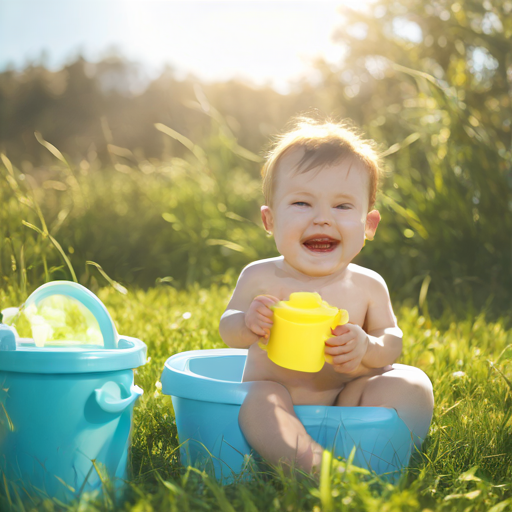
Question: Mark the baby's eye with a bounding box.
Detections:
[336,204,352,210]
[293,201,310,207]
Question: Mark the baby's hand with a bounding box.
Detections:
[245,295,280,339]
[325,323,369,374]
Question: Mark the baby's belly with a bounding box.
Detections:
[241,343,371,406]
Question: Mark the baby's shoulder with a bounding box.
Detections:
[238,257,282,282]
[347,263,389,293]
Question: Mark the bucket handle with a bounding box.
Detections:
[95,382,143,414]
[23,281,118,349]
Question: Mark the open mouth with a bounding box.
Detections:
[302,237,339,253]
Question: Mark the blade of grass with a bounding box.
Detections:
[380,194,429,239]
[205,239,246,253]
[86,261,128,294]
[47,234,77,282]
[2,473,12,506]
[34,131,68,165]
[419,275,432,316]
[379,132,421,158]
[22,221,77,282]
[155,123,207,166]
[319,450,333,512]
[0,153,14,177]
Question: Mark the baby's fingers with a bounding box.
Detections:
[254,295,280,309]
[325,332,353,347]
[324,343,352,356]
[332,356,360,374]
[331,324,350,337]
[256,305,274,320]
[250,324,270,337]
[257,312,274,327]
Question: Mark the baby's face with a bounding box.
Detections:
[261,148,380,278]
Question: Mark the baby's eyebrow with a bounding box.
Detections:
[288,190,357,201]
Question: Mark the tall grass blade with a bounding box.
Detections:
[205,239,246,253]
[379,132,421,158]
[47,234,77,282]
[20,244,26,296]
[22,220,45,237]
[198,471,236,512]
[0,153,14,177]
[419,275,432,313]
[24,218,77,281]
[34,131,68,165]
[86,261,128,294]
[319,450,333,512]
[2,473,12,506]
[380,194,429,239]
[155,123,207,166]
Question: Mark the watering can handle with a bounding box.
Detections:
[95,383,143,414]
[23,281,118,349]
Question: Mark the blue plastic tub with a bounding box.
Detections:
[0,282,147,503]
[161,349,414,483]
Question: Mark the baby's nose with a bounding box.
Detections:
[313,206,333,225]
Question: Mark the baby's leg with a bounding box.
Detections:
[334,364,434,447]
[239,381,324,474]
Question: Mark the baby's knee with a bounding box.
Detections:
[395,366,434,407]
[239,381,291,422]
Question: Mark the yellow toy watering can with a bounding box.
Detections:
[258,292,349,372]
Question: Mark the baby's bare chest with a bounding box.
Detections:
[254,274,370,328]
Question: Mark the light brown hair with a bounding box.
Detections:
[261,116,382,210]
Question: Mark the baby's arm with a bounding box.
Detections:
[361,274,402,368]
[219,265,279,349]
[326,272,402,373]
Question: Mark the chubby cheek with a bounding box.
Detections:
[340,218,365,238]
[274,230,299,256]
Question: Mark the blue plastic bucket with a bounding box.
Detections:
[0,282,147,503]
[161,349,414,483]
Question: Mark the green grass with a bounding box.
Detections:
[1,283,511,511]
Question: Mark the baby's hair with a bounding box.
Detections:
[261,115,382,210]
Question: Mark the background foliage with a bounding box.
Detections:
[1,0,511,319]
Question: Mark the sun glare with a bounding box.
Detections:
[1,0,377,93]
[120,0,378,92]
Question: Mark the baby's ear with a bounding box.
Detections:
[261,205,274,234]
[365,210,381,241]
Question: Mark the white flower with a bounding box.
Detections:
[452,371,466,378]
[182,312,192,319]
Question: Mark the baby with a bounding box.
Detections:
[219,117,434,474]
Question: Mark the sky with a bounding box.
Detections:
[0,0,375,94]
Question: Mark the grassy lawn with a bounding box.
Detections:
[2,283,510,511]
